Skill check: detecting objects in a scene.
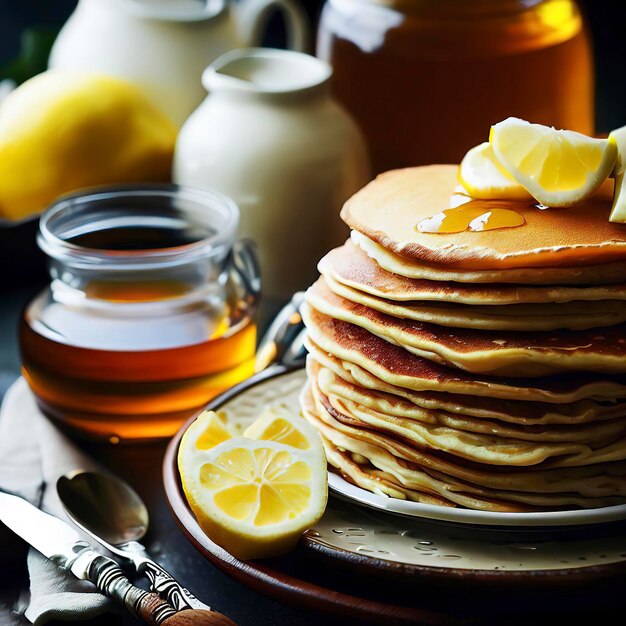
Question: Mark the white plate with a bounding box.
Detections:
[212,366,626,529]
[167,366,626,580]
[328,472,626,527]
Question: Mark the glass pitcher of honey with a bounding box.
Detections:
[317,0,594,173]
[20,186,259,442]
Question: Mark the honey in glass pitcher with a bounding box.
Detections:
[20,186,259,442]
[317,0,594,173]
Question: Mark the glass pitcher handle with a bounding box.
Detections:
[231,238,261,303]
[238,0,309,52]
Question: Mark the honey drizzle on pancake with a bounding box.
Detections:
[416,201,526,234]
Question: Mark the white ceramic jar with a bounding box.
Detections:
[173,48,370,304]
[48,0,309,126]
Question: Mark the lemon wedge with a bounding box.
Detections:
[458,142,532,200]
[609,125,626,223]
[179,409,327,560]
[490,117,617,207]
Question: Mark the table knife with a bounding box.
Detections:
[0,491,234,626]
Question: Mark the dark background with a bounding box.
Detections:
[0,0,624,132]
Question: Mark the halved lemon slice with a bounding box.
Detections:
[490,117,617,207]
[179,408,327,560]
[458,142,531,200]
[609,125,626,223]
[179,438,327,560]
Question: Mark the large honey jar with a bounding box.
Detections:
[318,0,594,173]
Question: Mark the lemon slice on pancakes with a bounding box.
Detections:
[490,117,617,207]
[179,408,327,560]
[458,142,532,200]
[609,125,626,223]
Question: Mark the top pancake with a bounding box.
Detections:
[341,165,626,270]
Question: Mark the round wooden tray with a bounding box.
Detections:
[163,366,626,623]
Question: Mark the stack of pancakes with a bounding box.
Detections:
[301,165,626,512]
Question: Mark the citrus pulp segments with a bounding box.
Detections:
[180,437,328,560]
[181,410,233,451]
[243,406,326,456]
[179,406,329,560]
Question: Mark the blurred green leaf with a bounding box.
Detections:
[0,26,58,85]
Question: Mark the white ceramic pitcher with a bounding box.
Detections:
[173,48,370,303]
[48,0,309,125]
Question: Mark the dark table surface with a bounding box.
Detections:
[1,282,625,626]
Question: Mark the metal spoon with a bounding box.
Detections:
[57,470,209,612]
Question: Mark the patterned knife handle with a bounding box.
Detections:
[138,558,211,611]
[88,555,235,626]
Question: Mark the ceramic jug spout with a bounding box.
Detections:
[203,48,332,97]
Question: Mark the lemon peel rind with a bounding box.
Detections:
[609,126,626,224]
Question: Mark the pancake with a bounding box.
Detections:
[316,365,626,445]
[324,441,626,511]
[321,241,626,305]
[302,384,626,510]
[322,438,454,506]
[307,343,626,425]
[304,383,532,511]
[323,439,538,511]
[324,271,626,332]
[303,303,626,403]
[308,363,626,468]
[341,165,626,270]
[323,387,626,468]
[353,230,626,285]
[306,338,626,426]
[304,370,626,496]
[307,278,626,376]
[321,247,626,332]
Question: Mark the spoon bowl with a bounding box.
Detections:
[57,470,149,548]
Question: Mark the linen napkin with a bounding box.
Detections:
[0,377,116,624]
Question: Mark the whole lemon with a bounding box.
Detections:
[0,71,177,221]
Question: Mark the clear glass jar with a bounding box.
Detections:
[20,185,260,442]
[317,0,594,173]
